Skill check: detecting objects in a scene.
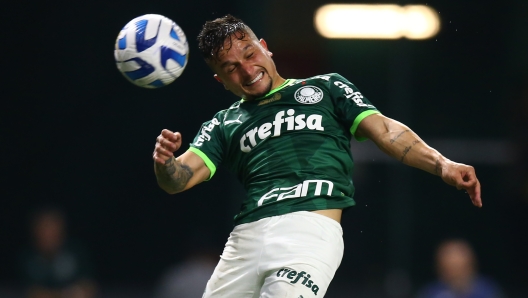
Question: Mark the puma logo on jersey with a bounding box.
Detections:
[240,109,324,152]
[224,115,243,125]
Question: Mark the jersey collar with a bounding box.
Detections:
[240,79,294,103]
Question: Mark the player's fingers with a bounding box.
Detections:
[155,143,174,156]
[161,128,174,136]
[459,168,477,186]
[153,149,168,162]
[157,135,178,151]
[153,149,173,164]
[459,170,482,208]
[170,132,182,149]
[161,129,180,142]
[459,178,476,190]
[153,156,168,165]
[171,132,182,146]
[173,131,182,140]
[469,179,482,207]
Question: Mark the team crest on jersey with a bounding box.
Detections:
[294,86,323,104]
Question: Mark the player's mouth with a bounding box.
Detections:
[246,71,264,86]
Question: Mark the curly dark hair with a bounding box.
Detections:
[197,14,256,62]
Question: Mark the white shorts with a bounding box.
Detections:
[203,211,344,298]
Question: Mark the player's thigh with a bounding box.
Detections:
[202,222,265,298]
[259,212,345,297]
[202,256,261,298]
[260,264,332,298]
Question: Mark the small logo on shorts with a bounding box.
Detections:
[277,268,320,295]
[294,86,323,104]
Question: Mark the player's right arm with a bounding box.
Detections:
[153,129,210,194]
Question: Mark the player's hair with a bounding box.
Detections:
[197,14,257,62]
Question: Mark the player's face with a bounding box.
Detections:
[211,33,281,100]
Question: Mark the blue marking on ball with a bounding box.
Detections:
[169,25,180,41]
[123,57,155,80]
[148,79,165,88]
[118,29,127,50]
[135,19,161,53]
[160,46,187,69]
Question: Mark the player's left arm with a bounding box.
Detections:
[355,113,482,207]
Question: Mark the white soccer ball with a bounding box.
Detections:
[114,14,189,88]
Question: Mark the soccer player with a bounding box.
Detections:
[153,15,482,298]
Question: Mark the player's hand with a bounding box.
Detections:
[441,160,482,207]
[153,129,182,165]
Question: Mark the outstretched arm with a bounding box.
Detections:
[153,129,210,194]
[355,114,482,207]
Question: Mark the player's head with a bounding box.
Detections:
[197,14,283,100]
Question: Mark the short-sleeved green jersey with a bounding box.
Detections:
[189,73,379,225]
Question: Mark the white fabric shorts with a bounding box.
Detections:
[202,211,344,298]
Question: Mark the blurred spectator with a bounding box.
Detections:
[154,249,217,298]
[417,239,503,298]
[18,207,96,298]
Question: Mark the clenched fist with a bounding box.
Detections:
[153,129,183,165]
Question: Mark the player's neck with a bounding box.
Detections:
[271,75,286,90]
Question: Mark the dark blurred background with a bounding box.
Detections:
[2,0,527,297]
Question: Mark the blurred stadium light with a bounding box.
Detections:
[314,4,440,39]
[351,139,517,165]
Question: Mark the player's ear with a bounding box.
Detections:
[214,74,229,90]
[259,38,272,57]
[214,74,223,83]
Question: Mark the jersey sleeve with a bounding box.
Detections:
[327,73,380,141]
[188,111,225,180]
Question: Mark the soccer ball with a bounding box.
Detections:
[114,14,189,88]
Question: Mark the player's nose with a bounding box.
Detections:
[239,62,253,77]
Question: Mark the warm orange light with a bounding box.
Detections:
[315,4,440,39]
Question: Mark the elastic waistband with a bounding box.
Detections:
[284,211,343,233]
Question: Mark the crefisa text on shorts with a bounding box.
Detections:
[277,268,320,295]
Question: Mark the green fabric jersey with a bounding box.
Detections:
[189,73,380,225]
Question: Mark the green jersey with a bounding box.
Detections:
[189,73,380,225]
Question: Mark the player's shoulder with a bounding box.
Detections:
[302,73,353,85]
[210,100,242,120]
